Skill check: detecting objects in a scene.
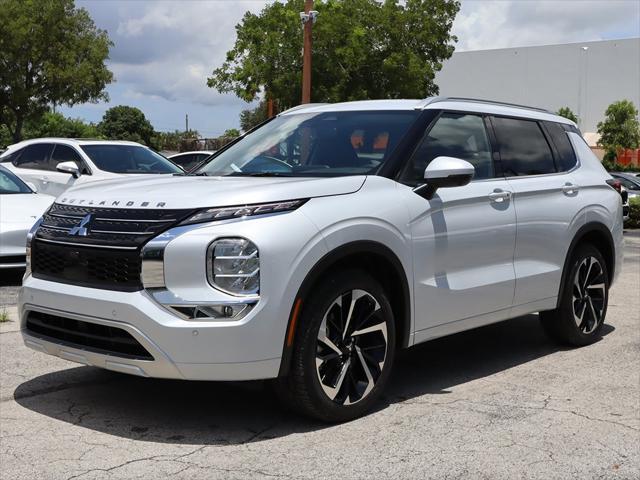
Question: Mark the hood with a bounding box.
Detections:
[0,193,54,225]
[55,175,366,209]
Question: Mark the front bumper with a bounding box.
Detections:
[20,277,282,380]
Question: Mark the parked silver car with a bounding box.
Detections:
[0,165,54,269]
[20,98,623,421]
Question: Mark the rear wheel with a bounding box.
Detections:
[541,244,609,346]
[278,269,396,422]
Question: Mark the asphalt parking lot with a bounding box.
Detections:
[1,233,638,480]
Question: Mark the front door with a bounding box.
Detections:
[400,112,517,337]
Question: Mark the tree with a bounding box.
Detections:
[98,106,155,146]
[208,0,460,110]
[597,100,640,162]
[240,101,269,131]
[23,111,100,139]
[557,107,578,124]
[0,0,113,142]
[222,128,241,138]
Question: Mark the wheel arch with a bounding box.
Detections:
[556,221,615,309]
[278,240,411,377]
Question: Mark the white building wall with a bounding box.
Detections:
[435,38,640,133]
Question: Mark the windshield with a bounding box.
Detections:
[196,111,420,177]
[0,166,32,194]
[81,145,182,174]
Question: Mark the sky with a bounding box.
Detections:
[60,0,640,137]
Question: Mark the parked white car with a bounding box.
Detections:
[20,98,623,421]
[168,150,215,172]
[0,165,54,269]
[0,139,182,197]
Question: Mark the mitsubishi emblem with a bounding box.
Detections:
[69,214,93,236]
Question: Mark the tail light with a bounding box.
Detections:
[606,178,622,193]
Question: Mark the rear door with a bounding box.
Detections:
[490,116,582,307]
[4,143,54,192]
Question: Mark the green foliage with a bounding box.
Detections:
[240,101,269,131]
[626,197,640,229]
[222,128,241,138]
[98,106,155,147]
[0,0,113,142]
[0,125,11,148]
[153,130,200,152]
[597,100,640,162]
[23,111,101,139]
[600,159,639,173]
[208,0,460,109]
[557,107,578,124]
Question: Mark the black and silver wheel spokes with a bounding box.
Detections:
[315,289,388,405]
[572,256,606,334]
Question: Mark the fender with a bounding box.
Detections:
[555,221,615,309]
[278,240,411,377]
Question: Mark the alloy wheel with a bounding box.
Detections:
[315,289,388,405]
[572,256,606,334]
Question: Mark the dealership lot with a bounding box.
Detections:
[0,233,638,480]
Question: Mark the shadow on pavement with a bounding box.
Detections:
[14,314,614,445]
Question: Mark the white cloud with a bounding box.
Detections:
[454,0,640,51]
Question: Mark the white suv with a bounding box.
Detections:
[19,98,624,422]
[0,138,182,197]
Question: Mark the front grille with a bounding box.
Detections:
[25,311,154,360]
[32,203,194,290]
[32,241,143,291]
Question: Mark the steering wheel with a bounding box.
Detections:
[242,155,293,173]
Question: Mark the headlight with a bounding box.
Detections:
[207,238,259,296]
[180,199,307,226]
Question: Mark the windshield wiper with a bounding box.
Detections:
[228,172,293,177]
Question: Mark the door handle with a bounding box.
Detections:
[562,183,579,195]
[488,189,512,203]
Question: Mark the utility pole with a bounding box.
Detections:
[300,1,318,104]
[185,113,189,133]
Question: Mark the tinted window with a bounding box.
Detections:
[197,111,420,177]
[80,145,182,174]
[51,145,89,173]
[492,117,556,176]
[402,112,494,182]
[545,122,577,171]
[612,174,640,190]
[0,166,32,194]
[0,148,22,164]
[14,144,53,170]
[172,153,206,172]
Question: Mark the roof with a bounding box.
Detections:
[281,97,575,126]
[4,138,146,150]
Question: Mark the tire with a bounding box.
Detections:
[276,269,396,422]
[540,244,609,346]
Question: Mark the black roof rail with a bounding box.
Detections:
[424,96,552,114]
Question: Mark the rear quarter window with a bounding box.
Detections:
[544,121,578,171]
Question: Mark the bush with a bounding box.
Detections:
[626,197,640,229]
[601,159,639,172]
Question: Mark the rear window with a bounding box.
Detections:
[492,117,556,176]
[80,145,181,174]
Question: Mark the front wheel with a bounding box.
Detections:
[278,269,396,422]
[541,244,609,346]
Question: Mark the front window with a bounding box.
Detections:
[0,167,32,194]
[196,111,420,177]
[80,145,182,174]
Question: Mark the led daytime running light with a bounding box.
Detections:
[181,199,307,225]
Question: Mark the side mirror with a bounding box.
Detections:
[56,161,80,179]
[413,156,475,200]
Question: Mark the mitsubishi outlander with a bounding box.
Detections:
[19,98,624,421]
